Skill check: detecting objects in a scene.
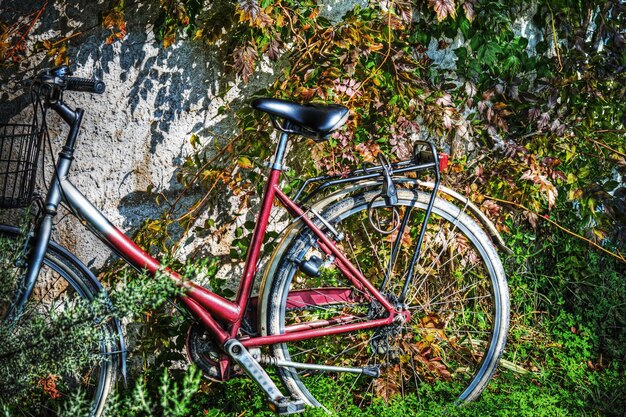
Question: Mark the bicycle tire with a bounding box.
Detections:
[264,189,509,410]
[0,228,118,416]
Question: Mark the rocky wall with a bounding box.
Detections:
[0,0,281,273]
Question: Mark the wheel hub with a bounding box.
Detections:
[368,294,410,357]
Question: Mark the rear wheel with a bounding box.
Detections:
[265,189,509,410]
[0,227,118,416]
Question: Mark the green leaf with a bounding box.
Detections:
[477,41,502,70]
[502,55,521,73]
[189,133,200,149]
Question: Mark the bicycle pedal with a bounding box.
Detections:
[268,397,305,415]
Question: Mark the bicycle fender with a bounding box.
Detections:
[303,179,512,254]
[0,224,128,382]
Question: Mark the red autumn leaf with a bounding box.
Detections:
[267,32,283,61]
[232,41,258,83]
[355,141,380,163]
[429,0,457,22]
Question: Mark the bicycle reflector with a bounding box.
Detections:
[438,153,449,171]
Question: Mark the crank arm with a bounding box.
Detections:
[225,340,305,415]
[225,339,285,401]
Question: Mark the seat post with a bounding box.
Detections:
[271,123,291,171]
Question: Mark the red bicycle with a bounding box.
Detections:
[0,66,509,415]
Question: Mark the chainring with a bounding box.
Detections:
[185,324,225,381]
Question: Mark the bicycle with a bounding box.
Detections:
[0,66,510,416]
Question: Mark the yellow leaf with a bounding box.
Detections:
[163,34,175,48]
[567,173,577,184]
[568,188,583,200]
[237,156,253,169]
[189,133,200,148]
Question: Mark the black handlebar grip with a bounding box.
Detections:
[66,77,106,94]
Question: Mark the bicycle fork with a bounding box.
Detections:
[4,214,53,322]
[6,104,84,321]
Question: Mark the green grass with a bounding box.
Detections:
[176,368,623,417]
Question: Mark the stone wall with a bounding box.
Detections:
[0,1,544,274]
[0,1,281,271]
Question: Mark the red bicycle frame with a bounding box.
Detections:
[44,126,397,352]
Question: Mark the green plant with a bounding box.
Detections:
[0,231,181,414]
[102,366,202,417]
[2,0,624,415]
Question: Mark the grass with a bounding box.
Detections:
[175,368,623,417]
[1,226,624,416]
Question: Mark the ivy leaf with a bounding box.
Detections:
[355,141,380,163]
[237,156,253,169]
[503,55,521,73]
[267,32,283,61]
[441,107,455,130]
[189,133,200,149]
[237,0,273,28]
[163,32,176,49]
[429,0,456,22]
[395,1,413,26]
[436,93,453,107]
[477,41,502,70]
[462,0,477,22]
[232,41,258,82]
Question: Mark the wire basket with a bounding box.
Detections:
[0,120,43,209]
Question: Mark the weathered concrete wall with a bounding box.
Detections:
[0,1,281,272]
[1,1,544,275]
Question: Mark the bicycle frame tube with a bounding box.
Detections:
[59,168,396,347]
[274,187,395,313]
[57,179,241,326]
[19,110,397,348]
[27,130,291,341]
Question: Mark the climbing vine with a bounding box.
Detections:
[134,0,624,263]
[2,2,622,256]
[1,1,624,414]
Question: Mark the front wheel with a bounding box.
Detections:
[264,189,509,410]
[0,226,118,416]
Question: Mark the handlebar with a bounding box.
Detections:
[29,65,106,95]
[66,77,106,94]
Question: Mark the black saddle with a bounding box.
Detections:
[251,98,349,141]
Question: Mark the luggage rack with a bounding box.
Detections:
[292,140,447,205]
[292,140,448,302]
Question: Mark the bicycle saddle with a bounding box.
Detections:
[252,98,349,141]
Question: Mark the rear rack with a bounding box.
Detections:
[293,140,446,205]
[291,140,447,303]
